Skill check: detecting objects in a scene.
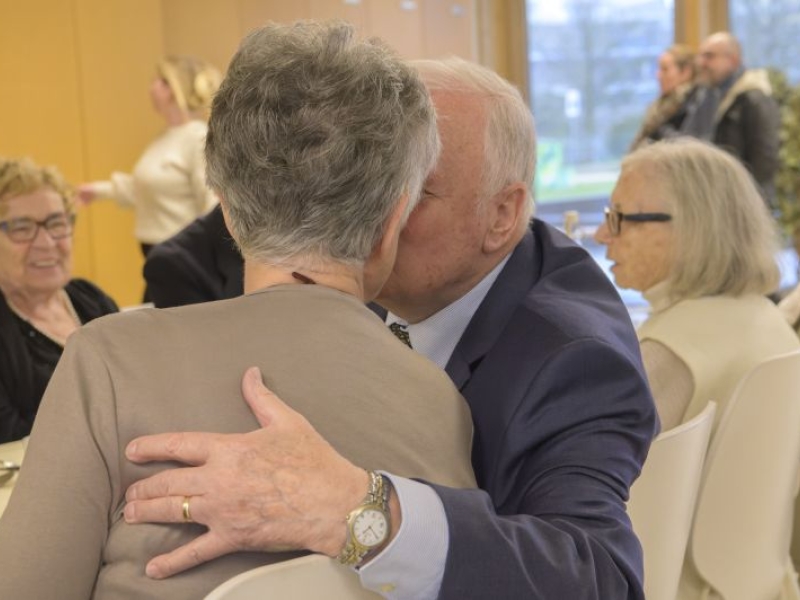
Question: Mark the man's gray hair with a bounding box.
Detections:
[413,57,536,219]
[206,21,439,267]
[624,137,780,300]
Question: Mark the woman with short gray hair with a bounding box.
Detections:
[0,21,475,599]
[595,137,798,431]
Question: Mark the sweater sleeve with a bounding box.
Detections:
[88,172,137,209]
[640,338,694,430]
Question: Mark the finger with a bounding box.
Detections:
[126,431,215,465]
[125,466,202,502]
[124,494,200,525]
[241,366,286,427]
[145,532,232,579]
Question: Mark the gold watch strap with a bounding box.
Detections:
[336,471,390,566]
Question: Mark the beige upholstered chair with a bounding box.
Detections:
[629,401,716,600]
[678,350,800,600]
[204,554,381,600]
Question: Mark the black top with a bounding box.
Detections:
[143,205,244,308]
[0,279,118,442]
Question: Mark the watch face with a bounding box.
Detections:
[353,508,388,548]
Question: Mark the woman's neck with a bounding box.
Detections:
[3,287,64,319]
[3,286,80,345]
[161,105,191,127]
[244,260,365,300]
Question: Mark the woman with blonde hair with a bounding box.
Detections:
[630,44,698,150]
[78,56,222,257]
[0,157,117,442]
[596,138,798,430]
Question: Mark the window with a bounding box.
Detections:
[525,0,675,208]
[729,0,800,83]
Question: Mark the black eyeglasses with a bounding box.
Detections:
[603,207,672,236]
[0,213,76,243]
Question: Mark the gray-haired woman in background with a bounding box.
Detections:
[596,137,798,431]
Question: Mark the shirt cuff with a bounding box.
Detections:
[358,474,448,600]
[89,180,115,200]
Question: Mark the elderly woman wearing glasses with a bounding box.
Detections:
[0,158,117,443]
[595,138,798,431]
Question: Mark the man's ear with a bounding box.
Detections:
[483,183,528,253]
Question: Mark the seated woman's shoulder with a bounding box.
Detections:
[65,278,119,317]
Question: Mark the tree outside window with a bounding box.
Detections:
[526,0,675,206]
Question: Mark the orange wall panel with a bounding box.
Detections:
[0,0,91,276]
[366,0,425,59]
[422,0,476,60]
[310,0,367,30]
[74,0,165,306]
[162,0,242,72]
[239,0,312,33]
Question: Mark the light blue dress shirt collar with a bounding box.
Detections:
[386,255,510,370]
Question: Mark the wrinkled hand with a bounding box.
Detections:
[124,366,367,579]
[74,184,97,207]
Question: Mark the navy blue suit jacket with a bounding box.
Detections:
[430,219,658,599]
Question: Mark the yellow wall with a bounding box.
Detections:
[0,0,478,306]
[0,0,163,306]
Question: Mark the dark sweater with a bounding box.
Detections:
[0,279,117,442]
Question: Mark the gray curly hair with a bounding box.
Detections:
[205,21,440,268]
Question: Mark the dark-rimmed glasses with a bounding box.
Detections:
[0,213,76,243]
[604,207,672,236]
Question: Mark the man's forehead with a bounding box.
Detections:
[430,90,487,131]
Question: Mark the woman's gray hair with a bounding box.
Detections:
[413,57,536,220]
[205,21,439,267]
[624,137,780,299]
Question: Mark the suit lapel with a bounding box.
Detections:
[445,224,540,392]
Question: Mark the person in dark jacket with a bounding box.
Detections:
[682,32,779,206]
[143,204,243,308]
[0,157,117,442]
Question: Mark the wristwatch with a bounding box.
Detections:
[336,470,392,567]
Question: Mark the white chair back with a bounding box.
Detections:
[629,401,716,600]
[681,350,800,600]
[203,554,381,600]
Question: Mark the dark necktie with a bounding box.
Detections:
[388,322,412,348]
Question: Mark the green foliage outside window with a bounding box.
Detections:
[769,69,800,243]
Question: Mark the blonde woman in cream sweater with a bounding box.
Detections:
[595,138,799,433]
[78,56,221,256]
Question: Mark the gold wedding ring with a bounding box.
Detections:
[182,496,193,522]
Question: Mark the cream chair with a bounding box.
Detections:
[678,350,800,600]
[204,554,382,599]
[628,401,716,600]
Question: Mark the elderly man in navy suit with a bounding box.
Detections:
[124,57,658,599]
